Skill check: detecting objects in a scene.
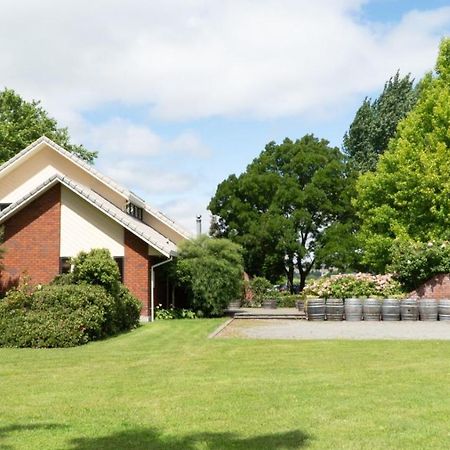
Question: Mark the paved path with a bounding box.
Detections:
[216,319,450,340]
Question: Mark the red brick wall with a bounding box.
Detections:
[1,184,61,290]
[124,230,150,317]
[409,273,450,299]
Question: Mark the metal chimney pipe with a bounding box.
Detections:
[196,215,202,237]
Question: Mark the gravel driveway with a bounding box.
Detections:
[216,319,450,340]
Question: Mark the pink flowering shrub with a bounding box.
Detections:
[304,273,404,299]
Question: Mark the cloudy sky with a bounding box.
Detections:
[1,0,450,233]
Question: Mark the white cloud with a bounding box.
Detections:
[1,0,450,233]
[168,131,211,158]
[86,118,162,156]
[102,161,197,195]
[0,1,449,122]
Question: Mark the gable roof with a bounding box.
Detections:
[0,136,192,240]
[0,173,177,257]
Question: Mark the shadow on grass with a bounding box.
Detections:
[0,424,65,449]
[69,427,311,450]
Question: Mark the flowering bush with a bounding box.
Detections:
[389,239,450,291]
[304,273,403,299]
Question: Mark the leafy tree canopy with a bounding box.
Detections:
[355,38,450,273]
[0,88,96,163]
[343,71,417,172]
[174,236,244,316]
[209,135,357,291]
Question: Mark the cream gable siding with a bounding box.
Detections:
[0,144,125,208]
[60,186,124,257]
[0,139,189,251]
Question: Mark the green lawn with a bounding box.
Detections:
[0,320,449,450]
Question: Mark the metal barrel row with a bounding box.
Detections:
[306,298,450,321]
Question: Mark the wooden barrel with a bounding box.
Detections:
[344,298,362,321]
[307,298,325,321]
[400,298,418,321]
[363,298,381,321]
[438,299,450,321]
[262,299,277,309]
[326,298,344,321]
[419,299,438,321]
[296,300,305,312]
[382,299,400,321]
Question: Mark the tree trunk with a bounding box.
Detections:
[284,262,295,294]
[297,259,314,292]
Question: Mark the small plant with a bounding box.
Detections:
[155,304,197,320]
[277,293,305,308]
[249,276,272,306]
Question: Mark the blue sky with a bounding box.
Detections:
[1,1,450,232]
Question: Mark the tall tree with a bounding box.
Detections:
[355,38,450,273]
[343,71,417,172]
[209,135,357,291]
[0,88,96,163]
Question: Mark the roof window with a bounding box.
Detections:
[126,202,143,221]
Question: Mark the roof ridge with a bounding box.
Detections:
[0,136,192,239]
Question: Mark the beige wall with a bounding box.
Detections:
[60,187,124,257]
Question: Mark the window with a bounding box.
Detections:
[59,257,72,274]
[0,203,11,212]
[114,257,124,282]
[126,202,143,221]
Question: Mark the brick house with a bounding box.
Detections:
[0,136,191,321]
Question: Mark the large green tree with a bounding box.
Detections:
[209,135,357,291]
[0,88,96,163]
[355,38,450,273]
[343,71,417,172]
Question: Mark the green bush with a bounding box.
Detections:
[305,273,404,299]
[0,249,142,348]
[71,248,121,294]
[0,284,116,348]
[50,273,74,285]
[155,305,197,320]
[71,248,141,332]
[276,294,304,308]
[116,285,142,330]
[249,277,273,305]
[174,236,244,317]
[389,239,450,291]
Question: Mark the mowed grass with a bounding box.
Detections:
[0,320,449,450]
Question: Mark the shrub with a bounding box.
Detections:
[305,273,403,299]
[155,305,197,320]
[174,236,244,316]
[0,284,116,348]
[116,285,142,330]
[276,294,304,308]
[70,248,141,332]
[71,248,120,295]
[0,249,142,348]
[389,239,450,291]
[50,273,74,285]
[249,277,273,305]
